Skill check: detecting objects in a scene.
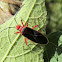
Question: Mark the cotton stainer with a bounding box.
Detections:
[15,20,48,45]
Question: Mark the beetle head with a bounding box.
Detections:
[16,25,21,30]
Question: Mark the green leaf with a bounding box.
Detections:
[44,31,62,62]
[0,0,47,62]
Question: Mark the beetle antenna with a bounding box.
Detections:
[0,27,16,33]
[14,14,18,25]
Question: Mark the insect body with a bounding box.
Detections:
[15,20,48,45]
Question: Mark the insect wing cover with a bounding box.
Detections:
[21,27,48,44]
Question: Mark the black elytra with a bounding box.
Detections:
[21,27,48,44]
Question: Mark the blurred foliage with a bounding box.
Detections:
[0,0,23,24]
[45,0,62,34]
[0,0,62,33]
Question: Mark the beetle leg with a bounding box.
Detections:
[15,32,20,34]
[25,38,28,45]
[32,25,38,29]
[15,31,22,35]
[27,22,28,27]
[21,20,24,27]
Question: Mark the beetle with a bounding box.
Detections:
[15,20,48,45]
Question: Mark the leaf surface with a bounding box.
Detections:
[0,0,47,62]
